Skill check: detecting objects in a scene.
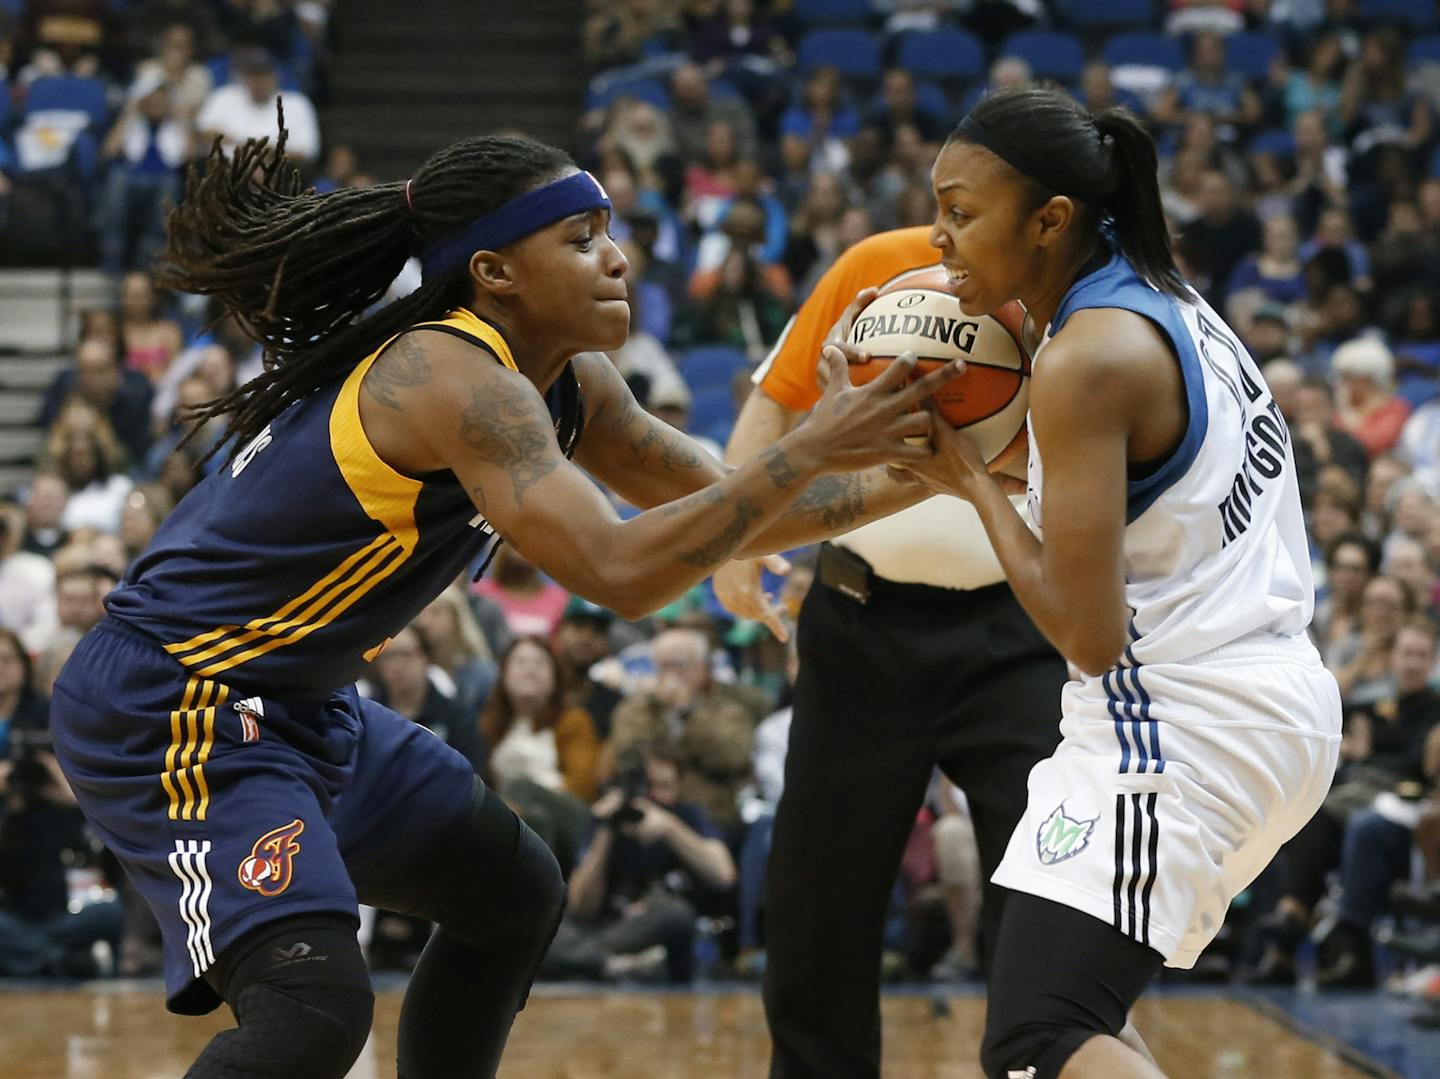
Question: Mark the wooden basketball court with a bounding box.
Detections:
[1,984,1383,1077]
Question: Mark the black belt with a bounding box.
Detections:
[815,542,1009,607]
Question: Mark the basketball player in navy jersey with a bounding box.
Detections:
[47,129,966,1079]
[889,88,1341,1079]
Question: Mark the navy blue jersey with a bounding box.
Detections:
[108,309,583,698]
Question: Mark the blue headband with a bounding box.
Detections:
[419,171,612,280]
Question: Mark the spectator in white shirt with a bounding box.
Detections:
[196,47,319,163]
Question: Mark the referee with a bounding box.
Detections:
[715,227,1068,1078]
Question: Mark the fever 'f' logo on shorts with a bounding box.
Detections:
[1036,802,1097,865]
[238,818,305,896]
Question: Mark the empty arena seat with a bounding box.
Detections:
[680,346,752,395]
[999,31,1085,83]
[1066,0,1157,30]
[1249,129,1297,157]
[1408,35,1440,65]
[1361,0,1437,28]
[585,77,671,112]
[1224,31,1282,81]
[791,0,873,27]
[1104,32,1185,72]
[894,29,986,84]
[798,29,883,81]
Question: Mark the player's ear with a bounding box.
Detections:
[1032,195,1076,250]
[470,250,517,297]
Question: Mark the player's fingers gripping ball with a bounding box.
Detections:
[845,267,1031,462]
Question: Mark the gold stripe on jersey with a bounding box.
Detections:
[160,310,515,678]
[191,682,229,821]
[162,678,224,820]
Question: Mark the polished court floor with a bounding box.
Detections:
[0,982,1420,1078]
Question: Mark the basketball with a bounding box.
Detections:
[845,267,1031,464]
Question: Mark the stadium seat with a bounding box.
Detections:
[23,76,108,132]
[1225,31,1282,81]
[0,79,10,135]
[680,346,751,395]
[913,81,953,125]
[1066,0,1156,30]
[999,31,1085,83]
[894,29,986,84]
[689,389,736,438]
[1361,0,1436,29]
[1104,32,1185,73]
[1408,36,1440,66]
[585,77,671,113]
[709,77,744,101]
[1249,129,1296,157]
[798,29,883,81]
[1428,142,1440,177]
[791,0,872,26]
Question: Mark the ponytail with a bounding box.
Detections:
[1093,108,1188,299]
[953,89,1189,301]
[155,112,574,462]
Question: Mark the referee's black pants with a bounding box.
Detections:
[764,562,1068,1079]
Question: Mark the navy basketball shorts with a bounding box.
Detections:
[50,617,478,1014]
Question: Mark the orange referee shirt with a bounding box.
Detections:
[754,227,940,411]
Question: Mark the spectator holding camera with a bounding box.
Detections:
[543,744,735,983]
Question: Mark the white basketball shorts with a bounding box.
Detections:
[991,631,1342,969]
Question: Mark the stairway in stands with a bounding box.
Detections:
[322,0,587,181]
[0,270,112,494]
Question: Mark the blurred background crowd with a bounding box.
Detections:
[2,0,1440,1029]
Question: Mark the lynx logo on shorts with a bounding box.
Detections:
[1036,803,1097,865]
[233,697,264,743]
[237,818,305,896]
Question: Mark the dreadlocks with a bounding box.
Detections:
[155,114,575,461]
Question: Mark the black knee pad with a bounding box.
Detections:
[193,914,374,1079]
[427,780,566,952]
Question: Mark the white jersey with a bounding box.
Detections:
[1026,243,1314,671]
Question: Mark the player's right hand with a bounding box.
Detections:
[713,555,792,642]
[800,347,963,472]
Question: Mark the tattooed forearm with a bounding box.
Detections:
[459,382,559,506]
[659,484,724,518]
[363,334,432,410]
[679,497,762,566]
[782,473,867,530]
[762,447,798,489]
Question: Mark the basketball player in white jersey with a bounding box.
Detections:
[895,88,1342,1079]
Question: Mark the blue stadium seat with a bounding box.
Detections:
[792,0,872,26]
[585,77,671,112]
[894,29,985,84]
[0,79,10,135]
[23,76,108,131]
[1361,0,1436,29]
[1103,32,1185,72]
[1249,129,1296,157]
[1000,31,1085,83]
[1067,0,1156,29]
[798,29,883,81]
[205,55,304,92]
[709,77,744,101]
[1408,36,1440,65]
[1428,143,1440,177]
[0,0,21,16]
[689,389,736,437]
[1224,31,1282,81]
[913,81,953,124]
[680,346,751,395]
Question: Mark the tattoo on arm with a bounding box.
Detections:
[659,484,724,518]
[679,497,762,567]
[363,333,432,410]
[782,473,866,530]
[594,358,703,472]
[762,447,798,489]
[459,380,560,506]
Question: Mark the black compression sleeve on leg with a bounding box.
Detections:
[397,780,565,1079]
[187,914,374,1079]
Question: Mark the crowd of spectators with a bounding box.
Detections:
[0,0,337,267]
[2,0,1440,1034]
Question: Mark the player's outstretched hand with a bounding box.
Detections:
[713,555,792,643]
[892,400,1027,500]
[799,348,963,473]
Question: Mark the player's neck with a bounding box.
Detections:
[465,303,573,393]
[1018,238,1102,341]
